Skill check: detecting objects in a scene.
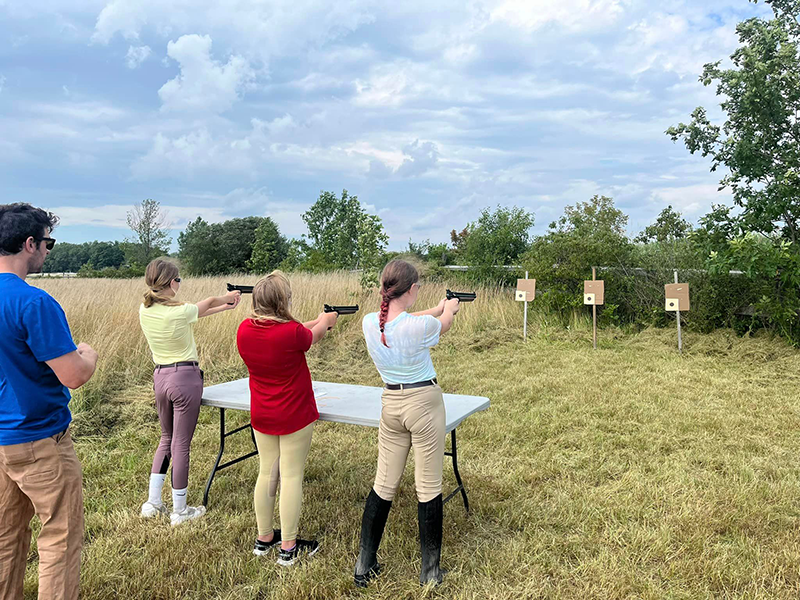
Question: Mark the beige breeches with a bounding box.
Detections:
[373,385,446,503]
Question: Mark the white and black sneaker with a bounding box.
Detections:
[276,539,320,567]
[253,530,282,556]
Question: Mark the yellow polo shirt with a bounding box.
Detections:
[138,302,200,365]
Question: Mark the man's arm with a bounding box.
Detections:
[46,343,99,390]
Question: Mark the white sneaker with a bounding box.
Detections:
[170,505,206,526]
[141,501,168,518]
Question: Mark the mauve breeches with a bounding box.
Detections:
[150,364,203,489]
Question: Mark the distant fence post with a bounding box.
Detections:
[674,269,682,354]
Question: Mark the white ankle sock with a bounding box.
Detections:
[148,474,166,506]
[172,487,187,513]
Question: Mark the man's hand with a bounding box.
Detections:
[47,343,98,389]
[76,342,98,365]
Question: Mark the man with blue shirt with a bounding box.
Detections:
[0,204,99,600]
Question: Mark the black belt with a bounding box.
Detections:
[385,378,437,391]
[155,361,199,369]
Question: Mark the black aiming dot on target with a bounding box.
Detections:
[669,302,675,308]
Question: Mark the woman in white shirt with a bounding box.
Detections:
[354,259,460,587]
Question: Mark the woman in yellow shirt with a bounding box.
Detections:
[138,258,241,525]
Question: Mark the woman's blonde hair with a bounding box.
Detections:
[143,258,184,308]
[249,270,297,324]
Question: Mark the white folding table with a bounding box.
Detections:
[200,379,490,511]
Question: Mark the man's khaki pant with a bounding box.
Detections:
[0,430,83,600]
[373,384,446,503]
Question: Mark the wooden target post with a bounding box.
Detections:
[584,268,604,349]
[516,273,536,342]
[665,272,690,354]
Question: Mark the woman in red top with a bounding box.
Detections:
[236,271,338,566]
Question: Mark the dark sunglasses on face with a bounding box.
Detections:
[174,277,182,283]
[39,237,56,250]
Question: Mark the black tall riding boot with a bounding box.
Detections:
[354,489,393,587]
[418,494,446,585]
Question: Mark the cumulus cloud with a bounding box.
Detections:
[125,45,151,68]
[1,0,764,247]
[131,128,254,179]
[158,34,254,113]
[396,140,440,178]
[490,0,628,33]
[92,0,376,61]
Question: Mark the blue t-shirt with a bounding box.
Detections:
[0,273,77,445]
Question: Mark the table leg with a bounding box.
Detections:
[203,408,261,508]
[203,408,227,507]
[443,429,469,512]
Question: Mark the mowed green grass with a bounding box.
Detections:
[19,280,800,598]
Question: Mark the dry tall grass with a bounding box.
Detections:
[33,273,522,410]
[20,273,800,599]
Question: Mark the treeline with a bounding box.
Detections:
[43,241,126,273]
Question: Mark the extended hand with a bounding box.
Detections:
[225,290,242,307]
[324,311,339,329]
[445,297,460,315]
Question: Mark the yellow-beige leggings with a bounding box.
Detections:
[253,421,314,542]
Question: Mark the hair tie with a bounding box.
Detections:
[380,326,385,332]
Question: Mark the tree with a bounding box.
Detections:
[88,241,125,269]
[408,239,450,265]
[524,195,632,283]
[301,189,388,271]
[278,239,311,272]
[248,217,288,273]
[666,1,800,243]
[125,199,171,266]
[690,204,743,256]
[635,206,692,244]
[356,212,389,288]
[449,228,470,262]
[522,195,635,322]
[216,217,266,273]
[178,216,268,275]
[43,241,125,273]
[462,206,534,268]
[178,217,222,275]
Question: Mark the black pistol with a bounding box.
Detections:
[227,283,254,294]
[445,289,476,302]
[323,304,359,329]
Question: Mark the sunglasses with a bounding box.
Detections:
[40,237,56,250]
[174,277,182,283]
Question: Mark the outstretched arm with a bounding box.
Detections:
[412,299,446,318]
[197,291,241,318]
[437,298,460,336]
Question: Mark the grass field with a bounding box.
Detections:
[21,274,800,599]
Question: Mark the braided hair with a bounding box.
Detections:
[378,259,419,347]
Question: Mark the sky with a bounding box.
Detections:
[0,0,771,250]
